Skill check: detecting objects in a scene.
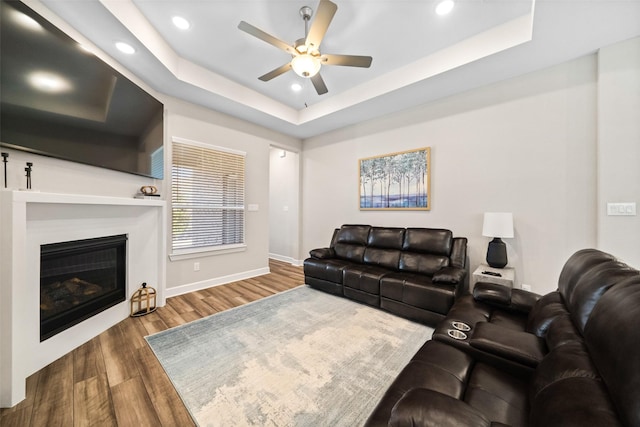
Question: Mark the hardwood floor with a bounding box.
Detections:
[0,259,304,427]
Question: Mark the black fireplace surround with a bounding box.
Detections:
[40,234,127,341]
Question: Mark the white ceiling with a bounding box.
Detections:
[31,0,640,139]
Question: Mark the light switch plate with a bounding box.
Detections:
[607,202,636,216]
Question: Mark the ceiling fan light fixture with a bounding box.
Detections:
[291,53,321,78]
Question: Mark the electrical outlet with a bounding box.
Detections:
[194,262,200,271]
[521,284,532,291]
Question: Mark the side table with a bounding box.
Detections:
[471,264,515,292]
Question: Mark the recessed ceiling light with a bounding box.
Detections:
[291,83,303,92]
[435,0,455,16]
[115,42,135,54]
[28,71,72,93]
[172,16,190,30]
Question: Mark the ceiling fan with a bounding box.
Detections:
[238,0,372,95]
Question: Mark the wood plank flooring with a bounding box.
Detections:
[0,259,304,427]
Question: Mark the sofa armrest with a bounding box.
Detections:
[473,282,512,305]
[473,282,541,314]
[470,322,546,367]
[309,247,335,259]
[433,266,466,285]
[390,388,491,427]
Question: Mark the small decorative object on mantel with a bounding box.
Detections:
[25,162,33,189]
[130,282,157,317]
[2,152,8,188]
[135,185,160,199]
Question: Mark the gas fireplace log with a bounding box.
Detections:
[40,278,104,314]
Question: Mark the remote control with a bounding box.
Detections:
[482,271,502,277]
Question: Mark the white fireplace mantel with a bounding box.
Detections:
[0,190,166,407]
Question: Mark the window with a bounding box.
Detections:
[171,137,246,256]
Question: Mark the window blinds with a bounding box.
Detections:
[171,140,246,253]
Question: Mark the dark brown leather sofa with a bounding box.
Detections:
[365,249,640,427]
[304,224,468,326]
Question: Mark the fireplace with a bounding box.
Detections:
[40,234,127,341]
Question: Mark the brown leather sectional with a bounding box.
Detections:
[365,248,640,426]
[304,224,468,325]
[305,227,640,426]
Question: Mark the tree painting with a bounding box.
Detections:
[359,148,430,210]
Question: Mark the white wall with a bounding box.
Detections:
[269,147,301,265]
[301,55,599,295]
[597,37,640,268]
[163,99,301,295]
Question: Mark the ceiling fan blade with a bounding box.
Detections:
[305,0,337,50]
[311,73,328,95]
[321,54,372,68]
[258,63,292,81]
[238,21,296,55]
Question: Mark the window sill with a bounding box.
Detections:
[169,244,247,261]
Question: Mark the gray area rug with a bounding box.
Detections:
[146,285,433,427]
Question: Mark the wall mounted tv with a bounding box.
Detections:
[0,0,164,179]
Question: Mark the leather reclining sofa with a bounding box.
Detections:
[303,224,468,325]
[365,248,640,427]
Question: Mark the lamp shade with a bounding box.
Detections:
[482,212,514,238]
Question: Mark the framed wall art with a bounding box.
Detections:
[359,147,430,210]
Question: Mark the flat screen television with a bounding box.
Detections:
[0,0,164,179]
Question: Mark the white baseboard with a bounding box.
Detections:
[269,253,303,266]
[164,267,270,298]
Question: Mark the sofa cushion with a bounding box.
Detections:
[583,276,640,427]
[525,291,566,337]
[367,227,405,249]
[530,341,597,400]
[464,363,529,427]
[366,340,475,426]
[389,388,492,427]
[303,257,353,283]
[335,224,371,245]
[333,224,371,263]
[402,228,453,255]
[529,341,620,427]
[566,260,638,333]
[364,247,400,270]
[381,273,456,315]
[557,249,616,308]
[399,252,450,275]
[488,311,527,332]
[544,312,583,350]
[334,243,366,263]
[343,265,390,294]
[529,377,621,427]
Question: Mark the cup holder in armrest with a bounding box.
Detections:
[447,329,468,340]
[451,321,471,332]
